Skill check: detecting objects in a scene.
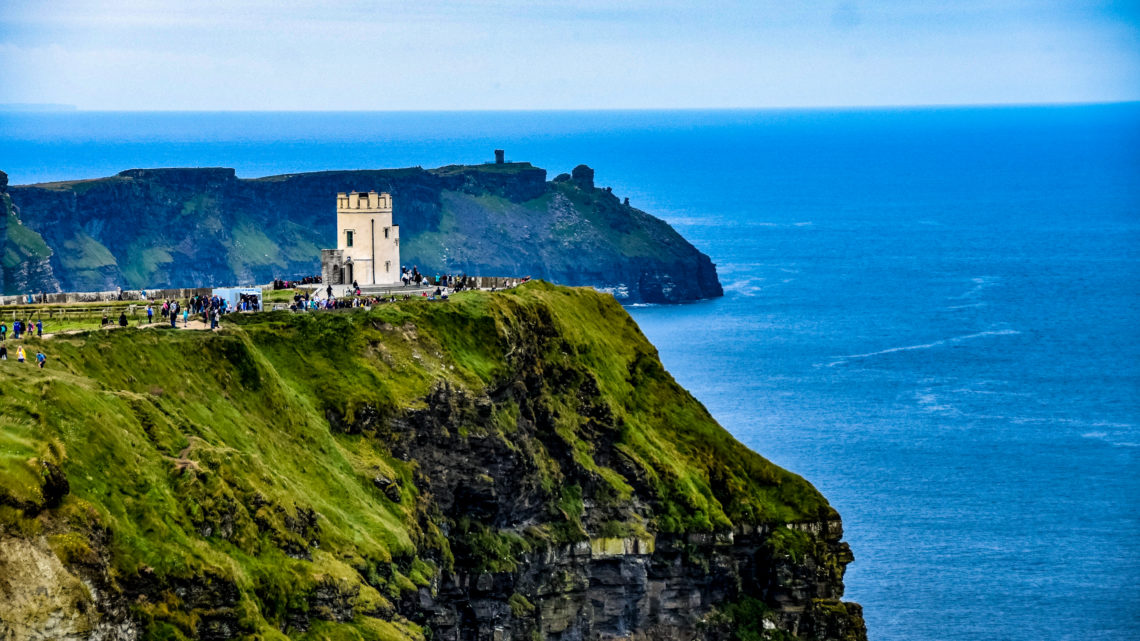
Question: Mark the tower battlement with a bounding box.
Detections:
[337,190,392,213]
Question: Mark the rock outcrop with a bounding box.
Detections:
[0,283,860,640]
[6,163,723,303]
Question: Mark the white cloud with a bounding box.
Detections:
[1,0,1137,108]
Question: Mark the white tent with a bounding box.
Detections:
[211,287,263,311]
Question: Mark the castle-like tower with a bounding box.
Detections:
[320,191,400,288]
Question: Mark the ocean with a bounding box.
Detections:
[2,105,1138,640]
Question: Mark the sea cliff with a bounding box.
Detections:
[0,283,862,640]
[6,163,723,304]
[0,170,60,296]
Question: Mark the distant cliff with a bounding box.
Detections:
[0,283,862,640]
[6,163,723,303]
[0,170,60,296]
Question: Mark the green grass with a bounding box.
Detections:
[59,231,117,271]
[3,193,53,271]
[0,282,831,639]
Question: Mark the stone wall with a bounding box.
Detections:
[0,286,214,306]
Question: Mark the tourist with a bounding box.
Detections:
[183,308,189,326]
[170,302,178,328]
[119,312,128,327]
[0,345,6,360]
[36,320,42,337]
[16,345,25,363]
[146,305,153,323]
[1,322,7,340]
[12,320,20,339]
[326,284,333,299]
[36,351,46,369]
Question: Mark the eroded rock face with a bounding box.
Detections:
[0,537,134,641]
[0,179,60,296]
[385,388,862,641]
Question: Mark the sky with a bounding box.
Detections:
[1,0,1138,110]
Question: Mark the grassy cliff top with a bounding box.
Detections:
[0,282,828,639]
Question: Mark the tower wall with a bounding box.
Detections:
[332,190,401,286]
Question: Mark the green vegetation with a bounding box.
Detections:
[707,597,796,641]
[58,231,117,271]
[0,282,829,639]
[2,192,54,291]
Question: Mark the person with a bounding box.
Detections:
[36,320,42,337]
[12,320,20,339]
[119,312,128,327]
[102,314,109,327]
[146,305,153,323]
[1,322,7,340]
[36,351,45,369]
[0,345,7,360]
[327,284,333,299]
[170,302,178,328]
[183,308,189,327]
[16,345,26,363]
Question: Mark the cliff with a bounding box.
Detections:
[0,170,60,296]
[0,283,862,640]
[6,163,723,304]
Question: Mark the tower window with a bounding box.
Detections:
[346,230,354,247]
[385,260,391,272]
[384,227,390,239]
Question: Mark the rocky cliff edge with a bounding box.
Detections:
[0,282,861,640]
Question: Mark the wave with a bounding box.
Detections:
[949,276,997,301]
[1081,431,1140,448]
[824,329,1020,367]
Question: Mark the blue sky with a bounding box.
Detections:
[1,0,1138,110]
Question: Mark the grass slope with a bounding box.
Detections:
[0,282,828,639]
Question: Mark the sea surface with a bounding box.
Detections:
[2,105,1138,640]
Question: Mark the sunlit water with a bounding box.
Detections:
[3,105,1138,640]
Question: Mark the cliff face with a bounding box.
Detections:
[0,283,860,641]
[6,164,723,303]
[0,170,61,296]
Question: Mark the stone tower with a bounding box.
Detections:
[320,191,400,287]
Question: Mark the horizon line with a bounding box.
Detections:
[3,100,1138,114]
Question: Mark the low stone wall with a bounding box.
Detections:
[1,278,527,308]
[0,287,215,306]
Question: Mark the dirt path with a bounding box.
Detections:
[38,318,215,339]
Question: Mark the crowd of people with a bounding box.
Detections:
[0,319,42,340]
[0,319,47,368]
[272,275,322,290]
[400,266,486,292]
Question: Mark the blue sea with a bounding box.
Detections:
[2,105,1138,640]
